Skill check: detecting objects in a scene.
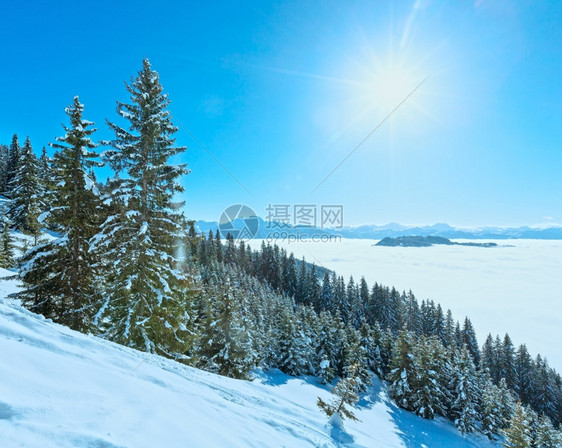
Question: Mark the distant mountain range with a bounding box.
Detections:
[196,218,562,240]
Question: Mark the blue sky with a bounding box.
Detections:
[1,0,561,227]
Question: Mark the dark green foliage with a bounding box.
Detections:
[481,375,509,440]
[16,98,101,331]
[92,59,190,356]
[0,221,14,268]
[449,346,480,434]
[514,344,533,403]
[462,317,480,367]
[409,336,450,419]
[534,413,562,447]
[502,401,532,448]
[274,306,313,376]
[9,136,42,239]
[37,146,54,214]
[197,277,256,379]
[389,330,416,409]
[0,144,9,195]
[3,135,21,197]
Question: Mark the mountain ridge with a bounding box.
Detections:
[196,218,562,240]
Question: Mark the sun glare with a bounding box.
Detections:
[341,57,430,136]
[371,65,420,112]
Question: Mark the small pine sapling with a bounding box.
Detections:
[317,362,362,427]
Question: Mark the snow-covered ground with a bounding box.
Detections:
[0,268,498,448]
[267,238,562,372]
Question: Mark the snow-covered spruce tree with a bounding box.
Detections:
[389,329,416,411]
[315,311,339,384]
[38,146,51,182]
[17,97,101,331]
[358,322,383,379]
[344,276,358,326]
[514,344,533,404]
[493,377,517,431]
[3,134,20,197]
[363,321,386,378]
[462,317,481,367]
[317,362,362,427]
[9,137,42,240]
[502,401,532,448]
[197,277,257,379]
[481,375,506,440]
[534,413,562,448]
[342,326,372,392]
[482,334,497,381]
[420,299,435,336]
[409,336,450,419]
[501,334,517,390]
[296,305,320,374]
[449,345,480,435]
[531,355,560,423]
[318,271,333,312]
[0,144,9,195]
[0,220,14,268]
[402,290,422,336]
[479,369,516,440]
[37,146,54,213]
[92,59,190,357]
[443,309,456,347]
[274,305,312,376]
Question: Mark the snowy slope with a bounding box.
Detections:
[0,269,499,448]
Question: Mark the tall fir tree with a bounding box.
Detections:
[482,334,498,381]
[0,144,9,195]
[443,309,456,347]
[197,278,256,379]
[5,134,21,197]
[92,59,190,356]
[534,414,561,448]
[16,98,101,330]
[402,290,422,336]
[319,271,333,312]
[37,146,54,211]
[514,344,533,404]
[462,317,481,367]
[9,136,42,240]
[409,336,449,419]
[501,333,517,390]
[274,306,312,376]
[502,401,532,448]
[481,375,507,440]
[449,346,480,434]
[0,221,14,268]
[389,330,416,410]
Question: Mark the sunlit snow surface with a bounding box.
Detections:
[266,238,562,371]
[0,267,498,448]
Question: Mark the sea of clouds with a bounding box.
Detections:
[267,238,562,371]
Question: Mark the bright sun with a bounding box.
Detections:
[368,65,422,113]
[338,58,428,138]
